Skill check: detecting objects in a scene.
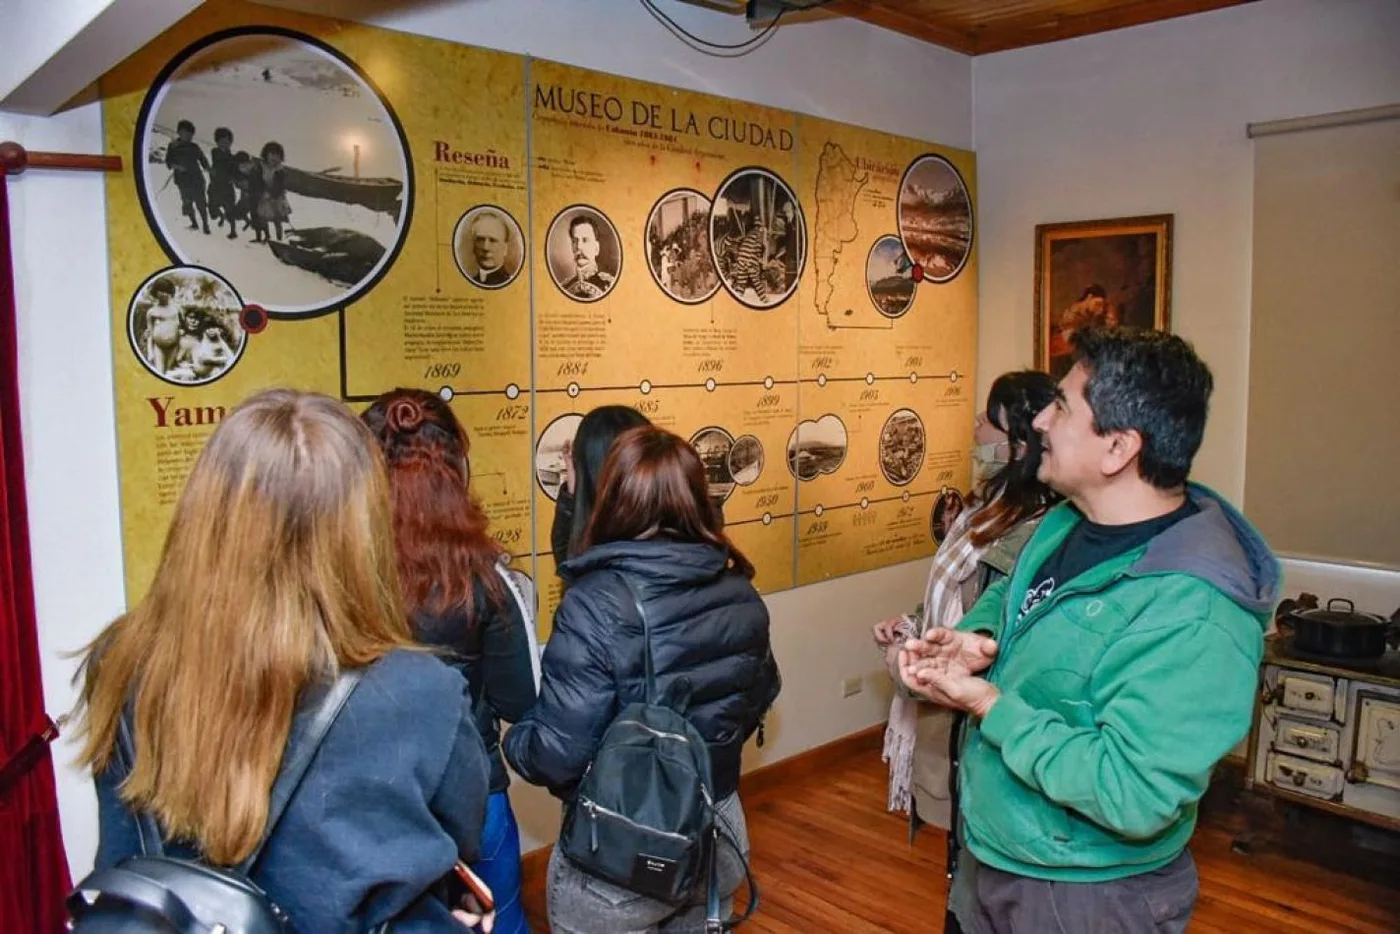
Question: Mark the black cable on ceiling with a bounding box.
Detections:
[641,0,841,58]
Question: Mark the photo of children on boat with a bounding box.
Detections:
[139,31,410,317]
[127,267,246,386]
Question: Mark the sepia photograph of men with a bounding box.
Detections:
[454,206,524,289]
[646,188,719,303]
[546,205,621,303]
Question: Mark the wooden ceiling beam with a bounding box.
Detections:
[829,0,979,55]
[968,0,1257,54]
[830,0,1258,56]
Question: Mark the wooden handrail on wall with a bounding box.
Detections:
[0,141,123,175]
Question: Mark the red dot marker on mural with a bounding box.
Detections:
[910,264,925,283]
[241,304,269,334]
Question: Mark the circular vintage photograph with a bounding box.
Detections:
[786,415,848,482]
[454,205,524,289]
[710,167,806,309]
[690,426,738,505]
[879,408,926,486]
[931,488,966,544]
[535,413,583,501]
[898,154,973,284]
[728,435,765,486]
[645,189,720,304]
[136,28,413,318]
[546,205,622,303]
[866,235,917,319]
[128,265,247,386]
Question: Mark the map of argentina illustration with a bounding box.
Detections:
[812,142,868,323]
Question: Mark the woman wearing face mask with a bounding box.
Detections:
[871,370,1060,854]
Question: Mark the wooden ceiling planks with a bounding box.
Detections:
[827,0,1257,54]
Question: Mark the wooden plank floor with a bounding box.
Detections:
[522,735,1400,932]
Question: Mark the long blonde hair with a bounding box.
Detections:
[71,389,414,865]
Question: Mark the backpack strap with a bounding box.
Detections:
[705,806,760,931]
[116,715,164,858]
[114,669,362,872]
[239,669,362,874]
[494,559,542,693]
[613,572,657,704]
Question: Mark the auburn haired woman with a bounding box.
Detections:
[72,389,493,931]
[505,425,780,933]
[364,387,538,934]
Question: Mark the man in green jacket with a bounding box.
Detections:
[900,328,1278,933]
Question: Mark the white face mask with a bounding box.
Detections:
[972,442,1009,485]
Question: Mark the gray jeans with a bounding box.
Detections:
[546,792,750,934]
[951,848,1199,934]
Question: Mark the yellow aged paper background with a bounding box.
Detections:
[101,1,978,633]
[103,0,531,597]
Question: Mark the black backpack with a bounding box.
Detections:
[66,671,362,933]
[558,574,758,931]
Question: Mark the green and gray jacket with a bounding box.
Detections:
[955,484,1278,882]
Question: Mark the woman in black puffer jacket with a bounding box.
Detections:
[504,425,780,934]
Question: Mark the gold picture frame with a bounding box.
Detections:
[1034,214,1173,379]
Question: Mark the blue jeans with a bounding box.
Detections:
[474,790,529,934]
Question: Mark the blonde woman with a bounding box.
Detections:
[71,390,494,931]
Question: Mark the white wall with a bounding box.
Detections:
[972,0,1400,503]
[6,0,970,876]
[3,103,127,883]
[0,0,117,98]
[261,0,973,148]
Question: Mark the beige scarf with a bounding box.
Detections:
[881,506,988,813]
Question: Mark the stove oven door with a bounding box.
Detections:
[1266,752,1345,800]
[1352,691,1400,792]
[1273,716,1341,764]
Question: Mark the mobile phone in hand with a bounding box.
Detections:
[452,860,495,914]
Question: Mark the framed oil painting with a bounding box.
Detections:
[1034,214,1173,379]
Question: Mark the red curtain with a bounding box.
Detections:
[0,168,72,931]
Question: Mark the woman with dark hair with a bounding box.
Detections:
[873,371,1060,852]
[505,426,780,933]
[550,404,652,567]
[364,388,538,934]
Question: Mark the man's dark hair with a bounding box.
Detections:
[1071,327,1213,490]
[568,214,598,238]
[1079,283,1107,301]
[214,127,233,143]
[177,119,195,134]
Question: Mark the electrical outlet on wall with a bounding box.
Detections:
[841,676,863,698]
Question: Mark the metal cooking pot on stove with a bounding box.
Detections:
[1275,597,1400,659]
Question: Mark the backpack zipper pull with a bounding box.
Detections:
[587,801,599,851]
